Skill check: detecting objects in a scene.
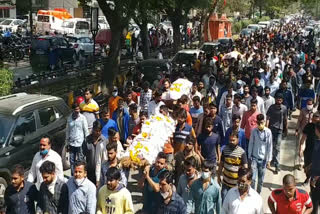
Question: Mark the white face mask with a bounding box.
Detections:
[307,104,313,111]
[74,178,85,186]
[112,91,118,97]
[201,171,211,180]
[160,191,170,199]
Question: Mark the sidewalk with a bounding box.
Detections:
[260,110,309,213]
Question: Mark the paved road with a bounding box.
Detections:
[125,110,309,213]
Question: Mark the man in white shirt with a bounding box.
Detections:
[222,168,263,214]
[245,87,266,116]
[219,84,236,112]
[148,90,165,117]
[27,136,64,190]
[95,128,124,187]
[232,94,248,119]
[262,86,275,112]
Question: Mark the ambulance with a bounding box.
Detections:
[36,8,72,34]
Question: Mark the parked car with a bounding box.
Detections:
[218,37,233,52]
[30,36,77,71]
[0,93,70,200]
[66,36,101,58]
[136,59,172,84]
[240,28,254,37]
[171,49,202,67]
[0,19,26,33]
[258,21,271,28]
[200,42,220,55]
[247,24,262,32]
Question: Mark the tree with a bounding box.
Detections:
[0,68,13,96]
[132,0,158,59]
[97,0,137,88]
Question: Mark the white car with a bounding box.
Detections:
[0,19,25,32]
[66,36,101,57]
[171,49,202,67]
[247,24,262,32]
[98,16,110,29]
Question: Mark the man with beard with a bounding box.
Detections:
[4,165,37,214]
[177,157,200,214]
[141,152,168,214]
[266,93,288,174]
[262,86,275,112]
[275,81,294,120]
[37,161,69,214]
[83,120,107,184]
[197,117,221,171]
[223,114,246,151]
[97,167,134,214]
[217,132,248,202]
[222,168,263,214]
[174,136,201,186]
[148,89,165,117]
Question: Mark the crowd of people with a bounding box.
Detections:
[2,15,320,214]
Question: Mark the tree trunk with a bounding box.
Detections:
[171,16,182,53]
[102,25,122,88]
[140,21,150,59]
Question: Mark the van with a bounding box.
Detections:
[61,18,90,37]
[36,8,72,34]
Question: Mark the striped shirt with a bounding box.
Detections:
[221,145,248,188]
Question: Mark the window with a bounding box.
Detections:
[0,9,10,18]
[75,21,89,30]
[13,112,36,137]
[38,107,57,126]
[37,15,49,22]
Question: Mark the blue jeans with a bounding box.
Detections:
[270,127,282,169]
[70,145,84,175]
[251,158,266,193]
[221,183,231,203]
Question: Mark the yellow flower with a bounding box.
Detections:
[145,121,151,125]
[156,116,162,121]
[142,132,148,138]
[144,146,149,152]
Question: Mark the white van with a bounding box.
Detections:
[61,18,90,37]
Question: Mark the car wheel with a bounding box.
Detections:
[0,177,7,200]
[61,145,70,170]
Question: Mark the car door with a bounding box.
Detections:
[6,111,40,169]
[36,106,67,155]
[58,38,74,62]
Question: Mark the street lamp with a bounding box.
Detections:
[90,3,99,71]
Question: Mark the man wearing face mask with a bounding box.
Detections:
[222,168,263,214]
[108,86,122,117]
[248,114,273,193]
[66,161,96,214]
[268,174,313,214]
[157,170,187,214]
[66,103,90,175]
[177,157,200,214]
[296,98,314,139]
[28,136,64,190]
[191,160,221,214]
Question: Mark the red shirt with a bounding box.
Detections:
[268,188,312,214]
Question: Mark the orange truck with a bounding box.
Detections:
[36,8,72,34]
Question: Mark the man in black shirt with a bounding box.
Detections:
[4,165,37,214]
[299,112,320,183]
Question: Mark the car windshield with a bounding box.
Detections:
[37,15,49,22]
[201,44,218,53]
[218,39,229,44]
[32,38,50,50]
[2,19,13,25]
[0,114,14,145]
[173,53,196,64]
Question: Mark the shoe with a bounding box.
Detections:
[275,167,280,174]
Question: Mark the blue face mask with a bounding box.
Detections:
[40,149,49,156]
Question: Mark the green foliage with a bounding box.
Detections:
[259,16,271,21]
[232,21,242,34]
[241,19,253,28]
[0,68,13,96]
